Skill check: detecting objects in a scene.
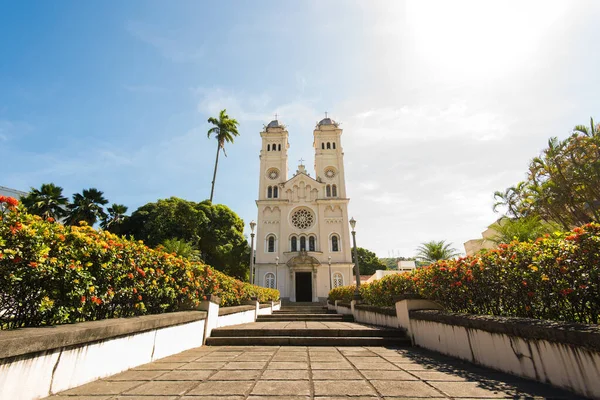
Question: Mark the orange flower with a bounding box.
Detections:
[138,295,143,301]
[29,261,38,268]
[47,217,55,223]
[81,296,86,303]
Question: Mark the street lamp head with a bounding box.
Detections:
[349,217,356,231]
[250,220,256,233]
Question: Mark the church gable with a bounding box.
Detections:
[281,170,323,202]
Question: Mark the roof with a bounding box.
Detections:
[266,120,283,129]
[317,117,338,127]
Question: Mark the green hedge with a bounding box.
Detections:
[0,198,279,329]
[329,223,600,324]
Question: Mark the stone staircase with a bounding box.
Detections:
[205,303,411,346]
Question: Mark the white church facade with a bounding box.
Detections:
[253,117,354,302]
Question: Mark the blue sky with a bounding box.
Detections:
[2,1,600,257]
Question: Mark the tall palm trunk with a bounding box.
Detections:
[209,140,221,202]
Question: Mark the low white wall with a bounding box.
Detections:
[334,302,353,315]
[353,307,398,328]
[216,309,256,328]
[0,318,205,400]
[411,318,600,399]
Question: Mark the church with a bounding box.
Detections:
[253,116,354,303]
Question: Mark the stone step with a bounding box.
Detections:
[205,336,412,346]
[274,310,333,314]
[211,328,405,338]
[257,314,354,322]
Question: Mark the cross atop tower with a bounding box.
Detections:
[299,158,305,166]
[274,113,279,120]
[324,111,328,118]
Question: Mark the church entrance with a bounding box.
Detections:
[295,272,312,302]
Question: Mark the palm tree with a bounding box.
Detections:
[65,188,108,226]
[159,238,202,262]
[488,216,559,245]
[207,109,240,202]
[101,203,128,231]
[416,240,461,264]
[20,183,68,220]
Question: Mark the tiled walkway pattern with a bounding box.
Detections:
[49,345,583,400]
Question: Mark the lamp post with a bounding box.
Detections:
[249,220,256,285]
[275,256,279,290]
[349,217,361,300]
[328,256,332,292]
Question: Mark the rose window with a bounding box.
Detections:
[291,208,315,230]
[325,168,336,178]
[267,168,279,180]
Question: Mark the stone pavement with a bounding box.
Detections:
[47,345,584,399]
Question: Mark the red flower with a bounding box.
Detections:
[2,196,18,208]
[29,261,38,268]
[522,280,528,286]
[127,273,134,279]
[81,296,86,303]
[527,291,534,297]
[47,217,55,223]
[138,295,143,301]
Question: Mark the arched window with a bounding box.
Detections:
[300,236,306,251]
[327,142,331,149]
[321,143,325,149]
[267,236,275,253]
[332,184,337,197]
[309,236,315,251]
[332,142,336,149]
[265,272,276,289]
[273,186,278,198]
[331,235,339,252]
[291,236,297,252]
[278,144,281,151]
[267,144,271,151]
[326,185,331,197]
[267,186,272,198]
[333,272,343,288]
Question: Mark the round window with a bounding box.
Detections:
[325,168,336,179]
[291,208,315,230]
[267,168,279,180]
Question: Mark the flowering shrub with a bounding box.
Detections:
[328,285,355,303]
[329,223,600,324]
[0,198,279,329]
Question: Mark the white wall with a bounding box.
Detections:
[410,318,600,399]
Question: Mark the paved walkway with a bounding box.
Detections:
[47,345,583,399]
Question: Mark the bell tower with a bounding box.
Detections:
[258,119,289,200]
[313,116,347,198]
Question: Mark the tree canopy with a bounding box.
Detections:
[494,118,600,229]
[121,197,249,279]
[354,247,387,275]
[20,183,68,220]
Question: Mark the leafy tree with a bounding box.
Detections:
[494,118,600,229]
[159,238,202,262]
[355,247,386,275]
[101,203,128,232]
[487,216,560,245]
[65,188,108,226]
[207,109,240,202]
[415,240,460,264]
[121,197,250,279]
[20,183,68,220]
